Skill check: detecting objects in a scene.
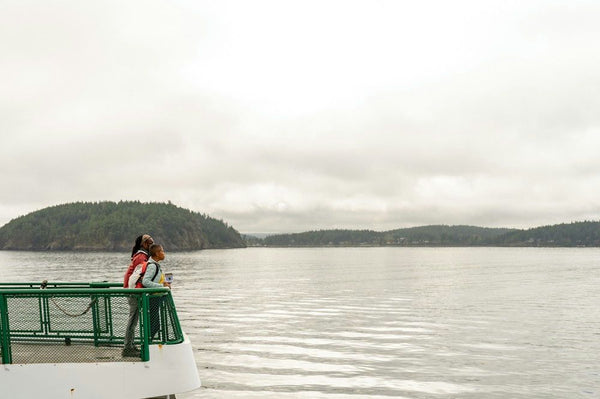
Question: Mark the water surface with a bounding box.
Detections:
[1,247,598,398]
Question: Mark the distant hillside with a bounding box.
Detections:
[259,222,600,247]
[494,221,600,247]
[383,225,516,245]
[263,225,514,247]
[263,229,378,246]
[241,234,265,247]
[0,201,246,251]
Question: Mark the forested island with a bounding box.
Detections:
[252,221,600,247]
[0,201,245,251]
[1,202,599,250]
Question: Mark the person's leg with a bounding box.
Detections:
[123,296,140,356]
[149,296,165,340]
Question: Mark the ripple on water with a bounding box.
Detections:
[2,248,600,399]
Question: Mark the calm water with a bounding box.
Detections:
[1,247,599,398]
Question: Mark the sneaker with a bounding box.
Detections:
[122,346,141,357]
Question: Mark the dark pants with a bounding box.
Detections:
[149,296,166,340]
[124,296,139,348]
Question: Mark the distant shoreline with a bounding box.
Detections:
[248,222,600,248]
[248,244,598,248]
[2,244,597,253]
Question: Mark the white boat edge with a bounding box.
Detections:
[1,333,201,399]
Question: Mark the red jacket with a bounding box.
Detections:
[123,250,150,288]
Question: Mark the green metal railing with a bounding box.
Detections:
[0,282,184,364]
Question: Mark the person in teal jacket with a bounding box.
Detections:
[143,244,171,339]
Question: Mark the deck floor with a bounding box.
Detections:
[4,342,140,364]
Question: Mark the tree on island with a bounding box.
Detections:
[0,201,246,251]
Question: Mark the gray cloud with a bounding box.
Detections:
[2,0,600,233]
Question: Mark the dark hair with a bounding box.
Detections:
[131,235,144,258]
[149,243,163,257]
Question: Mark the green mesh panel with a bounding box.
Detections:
[164,298,180,342]
[44,295,96,333]
[6,296,43,333]
[0,284,183,365]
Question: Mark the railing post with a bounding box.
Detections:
[105,296,114,341]
[91,293,100,347]
[0,294,13,364]
[140,293,150,361]
[41,295,50,335]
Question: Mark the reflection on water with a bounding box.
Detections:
[1,247,599,398]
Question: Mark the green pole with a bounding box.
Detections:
[0,294,13,364]
[140,293,150,361]
[91,294,100,347]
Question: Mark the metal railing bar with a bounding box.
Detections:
[0,282,184,365]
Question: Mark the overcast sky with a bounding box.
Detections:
[2,0,600,234]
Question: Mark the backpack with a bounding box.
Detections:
[127,261,148,288]
[124,250,149,288]
[127,261,160,288]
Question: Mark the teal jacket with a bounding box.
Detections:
[142,260,164,288]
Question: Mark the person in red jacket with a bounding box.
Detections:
[123,234,153,357]
[123,234,154,288]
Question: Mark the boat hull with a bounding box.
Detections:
[0,334,200,399]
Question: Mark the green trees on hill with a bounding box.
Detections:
[264,229,380,246]
[260,222,600,247]
[383,225,515,246]
[495,221,600,246]
[0,201,245,251]
[263,225,513,246]
[2,202,598,250]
